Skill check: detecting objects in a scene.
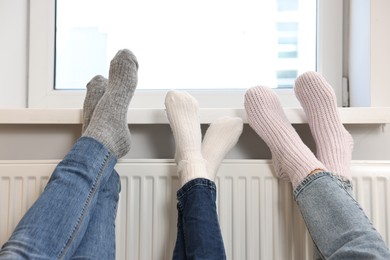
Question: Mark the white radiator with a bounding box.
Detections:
[1,160,390,260]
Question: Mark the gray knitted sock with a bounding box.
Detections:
[83,49,138,158]
[82,75,107,133]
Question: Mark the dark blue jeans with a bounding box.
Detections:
[172,178,226,260]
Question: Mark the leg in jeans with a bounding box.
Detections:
[0,49,138,259]
[295,172,390,259]
[71,170,121,260]
[244,76,390,259]
[176,178,225,259]
[294,71,356,259]
[0,137,117,259]
[68,49,138,259]
[71,74,119,260]
[165,91,243,259]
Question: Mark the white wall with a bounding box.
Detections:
[370,0,390,106]
[349,0,390,107]
[0,0,28,108]
[0,0,389,160]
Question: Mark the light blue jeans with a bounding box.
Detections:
[295,172,390,259]
[0,137,120,259]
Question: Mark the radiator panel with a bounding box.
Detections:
[1,160,390,259]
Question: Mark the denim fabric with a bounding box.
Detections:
[71,170,121,260]
[295,172,390,259]
[0,137,118,260]
[312,176,353,260]
[172,178,226,260]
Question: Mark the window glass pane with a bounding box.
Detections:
[55,0,316,90]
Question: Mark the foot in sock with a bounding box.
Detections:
[244,85,326,189]
[295,72,353,181]
[202,116,243,177]
[83,49,138,159]
[82,75,107,133]
[165,91,243,186]
[165,90,208,185]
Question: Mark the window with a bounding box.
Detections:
[55,0,315,91]
[28,0,343,108]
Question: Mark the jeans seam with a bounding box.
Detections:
[58,152,111,259]
[295,172,352,260]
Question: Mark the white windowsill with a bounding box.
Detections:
[0,107,389,124]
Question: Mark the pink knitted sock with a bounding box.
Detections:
[295,71,353,181]
[245,86,326,189]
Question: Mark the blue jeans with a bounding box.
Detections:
[172,178,226,260]
[0,137,120,260]
[295,172,390,259]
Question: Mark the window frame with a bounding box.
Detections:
[28,0,343,108]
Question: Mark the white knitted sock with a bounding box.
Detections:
[165,90,208,186]
[245,85,326,189]
[202,116,243,180]
[295,71,354,181]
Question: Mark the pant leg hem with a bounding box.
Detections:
[294,172,334,199]
[177,178,216,200]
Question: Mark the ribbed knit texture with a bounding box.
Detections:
[165,91,243,187]
[165,90,208,186]
[295,71,353,181]
[82,75,107,133]
[202,116,243,177]
[83,49,138,159]
[244,86,326,189]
